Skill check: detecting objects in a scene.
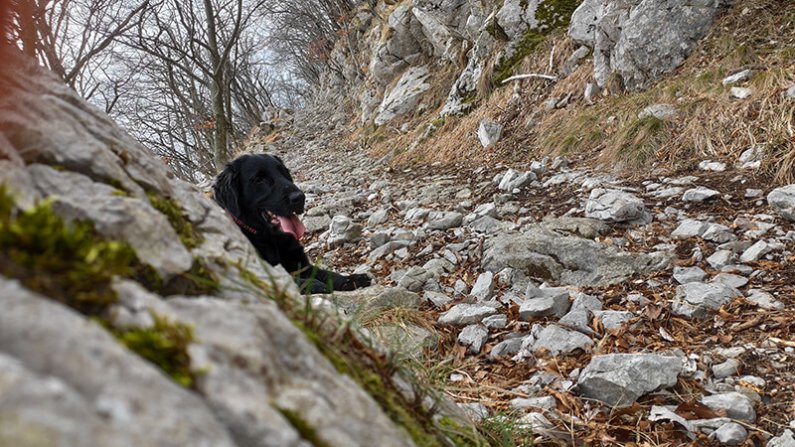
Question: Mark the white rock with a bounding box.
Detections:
[730,87,752,99]
[768,185,795,221]
[707,250,735,269]
[469,272,494,301]
[477,120,503,148]
[712,358,740,379]
[713,422,747,445]
[458,324,489,354]
[672,283,741,319]
[683,186,720,201]
[701,392,756,421]
[722,69,752,86]
[745,289,784,310]
[438,304,499,326]
[639,103,677,120]
[585,188,648,223]
[673,266,707,284]
[740,240,771,262]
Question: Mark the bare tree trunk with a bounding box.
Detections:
[203,0,228,172]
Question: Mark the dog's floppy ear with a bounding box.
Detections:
[213,163,241,216]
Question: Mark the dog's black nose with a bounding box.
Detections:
[288,191,305,210]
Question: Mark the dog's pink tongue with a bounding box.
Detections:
[276,215,306,240]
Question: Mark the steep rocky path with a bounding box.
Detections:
[271,130,795,446]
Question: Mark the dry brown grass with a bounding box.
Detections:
[359,0,795,183]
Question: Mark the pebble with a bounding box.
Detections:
[713,422,747,445]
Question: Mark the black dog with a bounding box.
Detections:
[214,154,371,293]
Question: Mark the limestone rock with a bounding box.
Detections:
[672,283,741,319]
[438,304,499,326]
[477,120,503,148]
[701,392,756,422]
[768,185,795,220]
[585,188,649,223]
[374,66,431,125]
[577,353,683,407]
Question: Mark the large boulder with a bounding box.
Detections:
[570,0,720,90]
[369,6,429,86]
[374,66,431,125]
[482,225,670,286]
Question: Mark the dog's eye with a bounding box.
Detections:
[254,175,273,185]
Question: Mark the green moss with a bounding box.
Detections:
[535,0,581,32]
[146,191,203,250]
[159,258,220,296]
[492,29,546,86]
[277,408,333,447]
[0,187,160,315]
[114,312,196,388]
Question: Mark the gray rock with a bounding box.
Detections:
[540,217,610,239]
[424,291,453,308]
[468,215,506,233]
[531,325,593,356]
[673,283,741,319]
[166,296,419,446]
[673,266,707,284]
[369,5,426,86]
[638,103,677,120]
[568,0,602,46]
[368,241,411,260]
[427,211,464,230]
[482,227,670,286]
[458,324,489,354]
[304,214,332,234]
[0,279,238,446]
[397,266,431,292]
[470,272,494,301]
[713,422,747,445]
[367,209,389,227]
[610,0,719,90]
[438,304,499,326]
[682,186,720,202]
[740,240,771,263]
[707,250,735,269]
[722,69,752,86]
[712,358,740,379]
[703,223,736,243]
[577,353,683,407]
[27,165,192,279]
[327,215,363,248]
[745,289,784,310]
[585,188,648,223]
[477,120,503,148]
[482,314,508,329]
[787,86,795,99]
[489,337,524,359]
[672,219,710,238]
[373,66,431,125]
[737,146,764,169]
[768,185,795,220]
[519,288,571,319]
[768,430,795,447]
[370,232,392,249]
[711,273,748,289]
[593,310,634,329]
[559,293,603,333]
[701,392,756,421]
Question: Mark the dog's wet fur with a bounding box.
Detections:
[214,154,371,293]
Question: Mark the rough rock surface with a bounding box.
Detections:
[0,50,420,447]
[577,354,684,407]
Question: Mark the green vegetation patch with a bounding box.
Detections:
[612,115,670,166]
[146,191,203,250]
[114,312,196,388]
[277,408,333,447]
[492,0,582,86]
[0,186,160,315]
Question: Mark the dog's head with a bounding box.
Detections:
[213,154,306,240]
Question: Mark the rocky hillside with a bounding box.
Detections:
[296,0,794,184]
[261,121,795,445]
